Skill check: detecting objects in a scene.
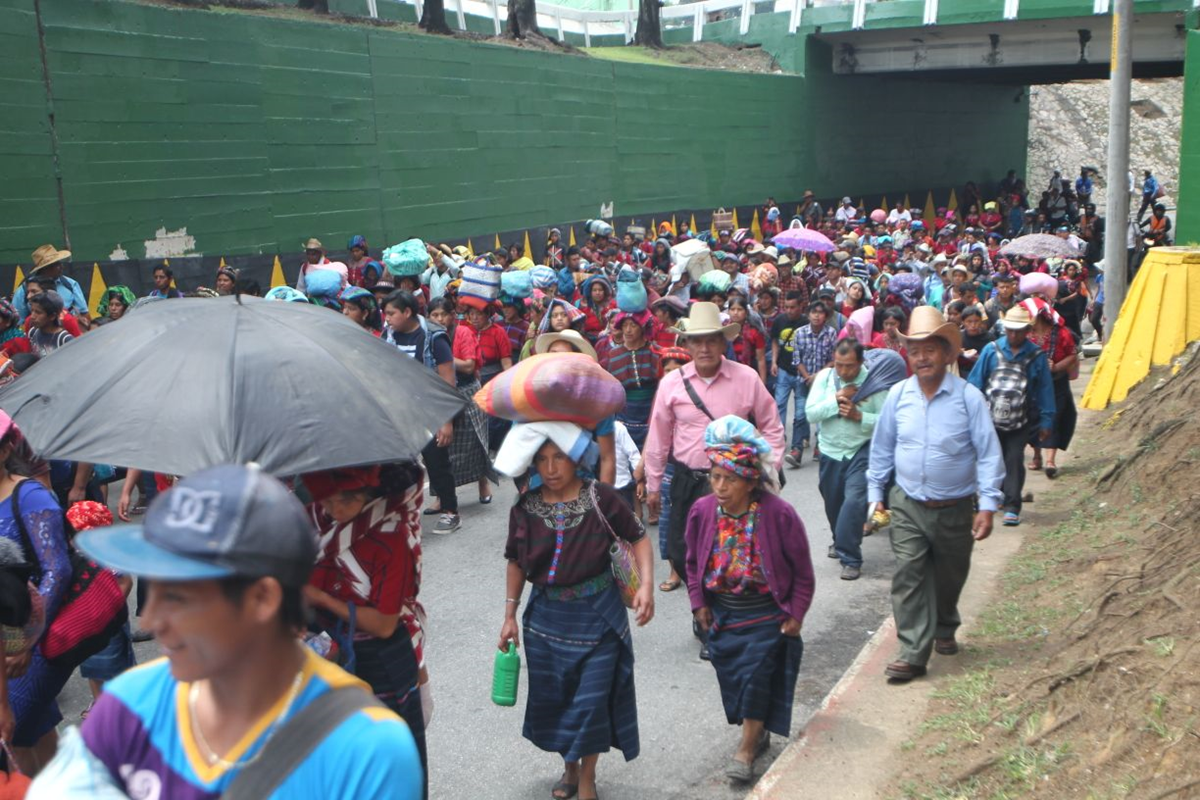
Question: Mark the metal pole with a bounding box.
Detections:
[1102,0,1133,341]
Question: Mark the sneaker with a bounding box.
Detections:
[1002,511,1020,526]
[840,565,861,581]
[827,544,838,559]
[785,448,802,468]
[432,513,462,535]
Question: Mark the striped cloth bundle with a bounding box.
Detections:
[459,257,502,304]
[474,353,626,429]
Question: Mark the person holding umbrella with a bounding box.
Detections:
[302,463,429,799]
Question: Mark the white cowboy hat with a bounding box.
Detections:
[671,301,740,342]
[900,306,961,353]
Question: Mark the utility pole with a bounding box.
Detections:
[1102,0,1133,341]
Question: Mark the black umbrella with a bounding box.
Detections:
[0,296,464,476]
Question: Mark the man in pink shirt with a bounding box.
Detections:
[644,302,785,655]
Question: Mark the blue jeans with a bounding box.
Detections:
[774,370,810,449]
[817,445,871,568]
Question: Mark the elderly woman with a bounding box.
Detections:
[302,462,429,798]
[607,310,659,450]
[684,416,815,785]
[497,423,654,800]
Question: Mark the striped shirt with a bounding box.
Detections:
[607,345,659,391]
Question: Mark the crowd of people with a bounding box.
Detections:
[0,166,1149,799]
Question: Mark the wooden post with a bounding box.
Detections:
[693,5,702,42]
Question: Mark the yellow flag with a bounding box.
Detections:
[689,214,698,234]
[881,196,889,212]
[270,255,286,288]
[523,231,533,260]
[466,239,475,258]
[650,220,657,240]
[671,215,678,236]
[494,234,502,253]
[924,191,936,222]
[569,228,577,247]
[88,263,107,315]
[12,267,24,295]
[903,193,911,209]
[711,216,718,240]
[219,256,226,269]
[750,209,763,242]
[947,188,959,212]
[731,208,740,230]
[858,199,865,213]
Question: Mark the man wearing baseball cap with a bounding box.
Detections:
[28,464,422,799]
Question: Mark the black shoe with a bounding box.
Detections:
[699,642,711,661]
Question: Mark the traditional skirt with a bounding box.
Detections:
[707,593,803,737]
[354,630,428,800]
[617,388,655,450]
[450,380,499,488]
[522,578,640,763]
[1047,374,1077,451]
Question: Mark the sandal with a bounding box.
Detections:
[658,578,681,592]
[551,778,578,800]
[1028,457,1042,471]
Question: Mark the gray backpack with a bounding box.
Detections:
[985,345,1037,431]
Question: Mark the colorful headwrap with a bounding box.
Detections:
[348,234,368,251]
[703,415,775,487]
[0,299,19,327]
[302,465,382,504]
[538,298,585,335]
[612,308,654,338]
[97,285,137,317]
[339,286,376,310]
[887,272,925,314]
[531,265,558,291]
[193,287,221,299]
[66,500,114,532]
[216,266,238,285]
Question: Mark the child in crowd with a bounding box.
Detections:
[612,419,643,513]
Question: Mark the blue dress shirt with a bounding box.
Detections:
[867,372,1005,512]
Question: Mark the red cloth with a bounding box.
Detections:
[450,323,479,365]
[66,501,113,532]
[473,322,512,368]
[731,326,766,369]
[302,466,383,504]
[2,336,30,357]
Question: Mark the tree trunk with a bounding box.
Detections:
[633,0,663,48]
[419,0,454,34]
[506,0,540,39]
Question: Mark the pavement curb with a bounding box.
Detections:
[744,615,898,800]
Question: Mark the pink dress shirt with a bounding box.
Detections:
[643,358,785,494]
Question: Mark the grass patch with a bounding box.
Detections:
[584,46,679,66]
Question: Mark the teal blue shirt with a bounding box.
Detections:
[805,364,886,461]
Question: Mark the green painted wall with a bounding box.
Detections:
[1178,30,1200,244]
[0,0,1029,271]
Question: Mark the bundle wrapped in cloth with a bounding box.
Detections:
[474,353,625,430]
[459,257,502,310]
[382,239,430,277]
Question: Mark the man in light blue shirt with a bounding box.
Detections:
[14,244,89,322]
[867,307,1003,683]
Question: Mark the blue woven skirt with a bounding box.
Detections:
[522,582,639,762]
[707,594,803,737]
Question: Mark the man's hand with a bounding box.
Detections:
[118,491,134,522]
[435,421,454,448]
[835,385,857,402]
[972,511,994,541]
[770,364,779,378]
[646,492,661,519]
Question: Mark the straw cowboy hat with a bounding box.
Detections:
[30,244,71,274]
[302,238,324,251]
[535,329,598,361]
[900,306,961,353]
[1000,305,1034,330]
[672,301,740,342]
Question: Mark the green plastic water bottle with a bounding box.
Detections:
[492,642,521,707]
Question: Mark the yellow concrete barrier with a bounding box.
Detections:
[1082,247,1200,410]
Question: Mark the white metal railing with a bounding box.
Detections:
[371,0,1137,41]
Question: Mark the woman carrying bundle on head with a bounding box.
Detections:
[684,416,814,786]
[495,419,654,800]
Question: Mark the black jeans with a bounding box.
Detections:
[422,439,458,513]
[667,462,712,579]
[997,424,1035,514]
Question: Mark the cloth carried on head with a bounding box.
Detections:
[382,239,430,277]
[493,420,596,478]
[265,286,309,303]
[301,465,383,504]
[703,415,776,490]
[531,266,558,291]
[97,286,137,317]
[474,352,625,429]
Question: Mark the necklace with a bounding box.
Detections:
[188,666,305,770]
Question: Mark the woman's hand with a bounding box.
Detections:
[632,584,654,627]
[693,607,713,633]
[498,618,520,651]
[118,491,133,522]
[5,650,31,679]
[780,617,802,638]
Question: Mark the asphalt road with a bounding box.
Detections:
[54,452,897,800]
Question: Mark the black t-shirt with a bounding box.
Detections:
[388,324,452,368]
[961,330,994,354]
[770,313,808,375]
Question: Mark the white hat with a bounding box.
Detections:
[672,302,740,342]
